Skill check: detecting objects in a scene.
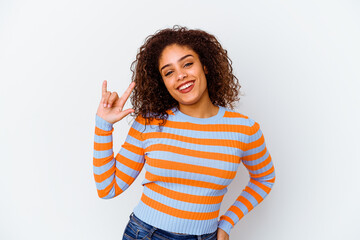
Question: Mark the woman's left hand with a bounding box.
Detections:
[217,228,229,240]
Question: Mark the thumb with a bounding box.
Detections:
[116,108,135,121]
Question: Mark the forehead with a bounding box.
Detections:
[159,44,198,64]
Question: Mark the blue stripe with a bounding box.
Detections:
[116,159,144,177]
[151,182,228,197]
[102,185,115,199]
[115,175,130,191]
[93,160,114,175]
[247,161,273,175]
[241,191,259,206]
[94,134,112,143]
[242,142,266,157]
[145,165,232,185]
[95,173,114,189]
[233,201,249,215]
[93,149,113,158]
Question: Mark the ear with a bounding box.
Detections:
[203,65,208,74]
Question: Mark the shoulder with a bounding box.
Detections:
[222,107,256,125]
[133,109,174,131]
[222,107,262,135]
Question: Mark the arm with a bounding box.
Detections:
[217,120,276,236]
[93,114,146,199]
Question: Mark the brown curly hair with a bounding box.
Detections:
[129,25,241,129]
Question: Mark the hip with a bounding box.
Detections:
[122,212,218,240]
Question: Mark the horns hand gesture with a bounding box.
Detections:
[96,80,136,124]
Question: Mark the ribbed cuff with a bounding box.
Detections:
[95,114,113,131]
[217,219,233,237]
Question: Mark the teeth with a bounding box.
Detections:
[179,82,194,91]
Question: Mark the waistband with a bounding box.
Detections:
[130,212,194,236]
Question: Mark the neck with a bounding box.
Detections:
[178,91,219,118]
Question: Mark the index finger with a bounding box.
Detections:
[121,82,136,102]
[102,80,107,95]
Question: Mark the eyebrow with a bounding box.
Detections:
[160,54,193,72]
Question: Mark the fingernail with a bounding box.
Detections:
[103,103,107,107]
[107,104,111,108]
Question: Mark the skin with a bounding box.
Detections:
[96,80,136,124]
[158,44,220,119]
[97,44,230,240]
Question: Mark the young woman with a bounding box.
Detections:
[93,26,275,240]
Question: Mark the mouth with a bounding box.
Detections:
[177,80,195,93]
[177,80,195,90]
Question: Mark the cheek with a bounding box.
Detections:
[163,80,176,95]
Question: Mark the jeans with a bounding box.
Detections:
[122,212,218,240]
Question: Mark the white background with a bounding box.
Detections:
[1,0,359,239]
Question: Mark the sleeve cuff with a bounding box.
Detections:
[218,219,233,237]
[95,114,113,131]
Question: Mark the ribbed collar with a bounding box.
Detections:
[170,105,225,124]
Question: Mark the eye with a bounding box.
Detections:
[165,71,173,77]
[184,62,193,67]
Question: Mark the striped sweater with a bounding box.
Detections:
[93,105,275,236]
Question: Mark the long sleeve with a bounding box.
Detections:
[93,114,146,199]
[217,120,276,236]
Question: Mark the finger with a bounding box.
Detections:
[119,82,136,106]
[107,92,119,108]
[103,92,111,107]
[102,80,107,96]
[118,108,135,121]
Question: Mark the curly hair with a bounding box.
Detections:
[129,25,241,130]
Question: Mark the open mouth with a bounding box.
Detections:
[178,80,195,93]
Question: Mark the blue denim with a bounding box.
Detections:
[122,212,218,240]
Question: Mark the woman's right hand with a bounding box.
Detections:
[96,80,136,124]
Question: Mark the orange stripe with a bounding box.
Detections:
[141,193,220,220]
[96,178,115,198]
[94,141,112,151]
[123,142,144,156]
[242,154,272,171]
[94,164,115,182]
[93,154,114,167]
[250,178,272,194]
[146,183,224,204]
[115,153,144,171]
[115,168,136,186]
[136,117,255,135]
[266,176,276,183]
[243,134,264,152]
[227,205,244,221]
[242,146,267,161]
[244,186,263,203]
[115,183,123,196]
[167,109,175,115]
[128,127,146,141]
[238,196,254,212]
[143,131,241,149]
[95,126,113,136]
[219,215,235,227]
[145,156,236,179]
[250,165,274,178]
[145,172,226,190]
[146,144,239,164]
[223,111,249,119]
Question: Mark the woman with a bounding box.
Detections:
[93,26,275,240]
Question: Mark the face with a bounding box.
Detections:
[158,44,209,107]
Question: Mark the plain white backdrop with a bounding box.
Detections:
[1,0,359,239]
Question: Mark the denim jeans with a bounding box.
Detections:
[122,212,218,240]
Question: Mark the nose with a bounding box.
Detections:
[177,70,187,80]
